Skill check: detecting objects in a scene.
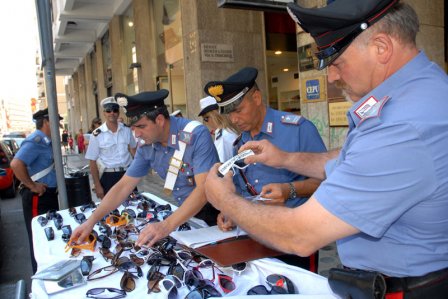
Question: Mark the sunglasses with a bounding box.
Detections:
[202,116,210,123]
[105,214,129,227]
[68,207,77,217]
[80,256,95,276]
[105,108,119,113]
[147,270,165,294]
[231,262,247,275]
[65,233,97,252]
[160,277,179,299]
[44,227,54,241]
[218,149,255,177]
[185,283,222,299]
[61,225,72,242]
[266,274,297,294]
[37,216,48,227]
[121,271,138,292]
[87,265,119,281]
[86,287,126,299]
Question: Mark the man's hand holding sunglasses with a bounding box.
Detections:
[70,218,96,246]
[239,139,286,169]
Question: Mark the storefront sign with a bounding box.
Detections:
[217,0,293,11]
[201,43,234,62]
[306,79,320,100]
[328,101,352,127]
[301,76,326,103]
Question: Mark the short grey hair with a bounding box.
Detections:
[356,2,419,47]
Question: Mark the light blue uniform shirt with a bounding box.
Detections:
[127,116,219,205]
[15,130,57,187]
[315,52,448,277]
[234,108,326,207]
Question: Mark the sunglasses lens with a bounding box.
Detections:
[120,272,136,292]
[232,262,247,272]
[219,275,235,293]
[247,285,270,295]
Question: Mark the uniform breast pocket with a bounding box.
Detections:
[178,166,195,187]
[99,142,115,154]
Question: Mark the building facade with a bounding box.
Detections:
[51,0,446,150]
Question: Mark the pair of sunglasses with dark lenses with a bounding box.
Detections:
[61,225,72,242]
[80,256,95,276]
[80,201,97,212]
[105,108,119,113]
[86,287,126,299]
[74,213,87,224]
[247,274,297,295]
[37,216,48,227]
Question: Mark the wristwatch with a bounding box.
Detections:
[288,182,297,199]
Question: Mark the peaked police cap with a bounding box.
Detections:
[114,89,169,122]
[204,67,258,114]
[287,0,399,70]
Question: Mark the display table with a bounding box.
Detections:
[31,192,337,298]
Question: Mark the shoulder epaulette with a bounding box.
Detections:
[92,128,102,137]
[280,114,301,125]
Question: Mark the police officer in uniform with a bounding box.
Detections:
[71,89,220,248]
[85,97,137,199]
[205,1,448,297]
[205,67,326,272]
[11,108,62,273]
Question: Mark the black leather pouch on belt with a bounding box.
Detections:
[328,268,386,299]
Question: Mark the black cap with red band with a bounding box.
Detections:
[286,0,399,70]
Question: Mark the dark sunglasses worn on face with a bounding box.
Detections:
[203,116,209,123]
[86,287,126,299]
[105,108,119,113]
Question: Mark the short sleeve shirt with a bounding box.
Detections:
[127,116,219,205]
[85,122,137,168]
[234,108,327,207]
[314,52,448,277]
[14,130,57,187]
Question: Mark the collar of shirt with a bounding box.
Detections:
[166,116,181,150]
[99,122,125,133]
[347,51,427,129]
[32,130,51,145]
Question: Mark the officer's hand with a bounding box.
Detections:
[30,182,47,196]
[95,185,105,200]
[239,140,286,168]
[205,163,236,210]
[136,221,171,248]
[70,220,94,245]
[260,183,288,205]
[217,213,236,231]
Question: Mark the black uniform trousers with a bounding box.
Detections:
[21,187,59,273]
[100,171,137,195]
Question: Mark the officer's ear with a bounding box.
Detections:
[252,89,262,106]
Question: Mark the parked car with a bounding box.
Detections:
[1,138,20,155]
[2,132,26,147]
[0,141,18,198]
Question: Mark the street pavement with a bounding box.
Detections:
[0,152,341,298]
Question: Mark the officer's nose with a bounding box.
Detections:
[327,65,340,83]
[229,112,238,124]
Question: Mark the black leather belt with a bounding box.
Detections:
[385,267,448,293]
